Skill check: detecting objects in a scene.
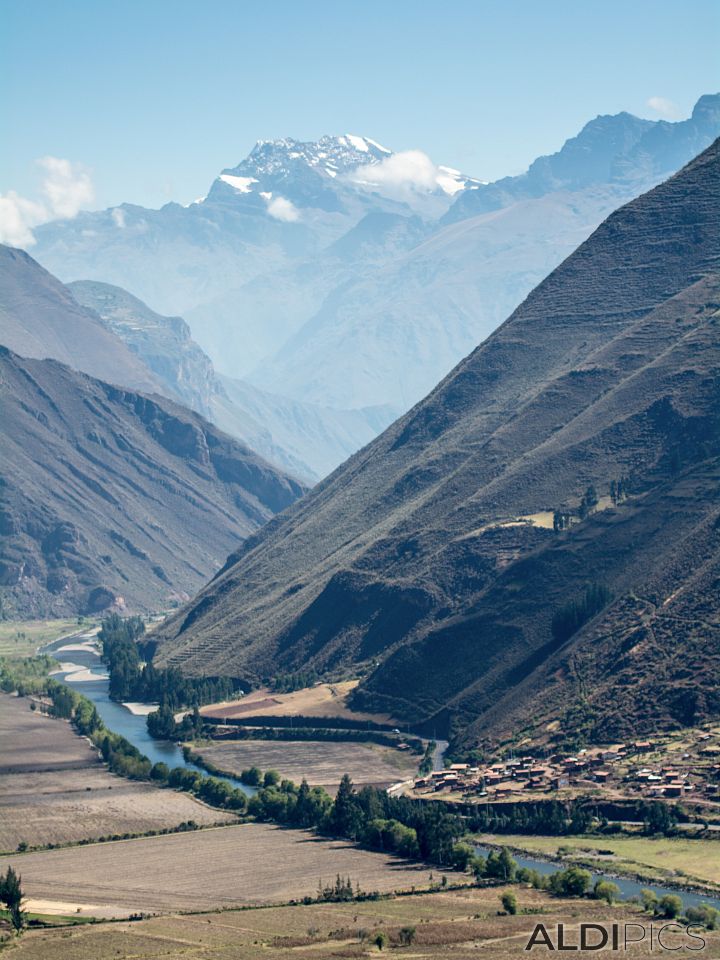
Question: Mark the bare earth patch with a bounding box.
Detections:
[0,823,432,915]
[200,680,394,724]
[197,739,418,791]
[0,694,234,851]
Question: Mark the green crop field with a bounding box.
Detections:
[0,619,86,658]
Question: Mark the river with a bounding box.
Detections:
[40,631,720,909]
[42,631,253,795]
[473,845,720,913]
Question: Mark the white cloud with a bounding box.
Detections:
[37,156,94,218]
[355,150,438,192]
[111,207,126,228]
[0,156,94,247]
[266,195,300,222]
[0,193,47,247]
[646,96,681,119]
[351,150,466,199]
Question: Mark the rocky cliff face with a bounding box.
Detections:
[68,279,222,419]
[153,140,720,747]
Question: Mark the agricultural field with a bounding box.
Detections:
[7,885,716,959]
[196,739,418,791]
[0,619,84,658]
[0,823,435,917]
[0,694,234,852]
[199,680,394,724]
[476,833,720,889]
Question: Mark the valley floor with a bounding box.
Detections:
[0,620,86,659]
[0,694,234,852]
[194,738,418,792]
[0,823,434,917]
[6,886,719,959]
[199,680,395,724]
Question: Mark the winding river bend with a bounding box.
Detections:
[42,631,252,795]
[41,630,720,910]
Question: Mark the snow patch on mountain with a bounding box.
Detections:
[219,174,258,193]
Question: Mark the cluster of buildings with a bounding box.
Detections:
[412,735,720,805]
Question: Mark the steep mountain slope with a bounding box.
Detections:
[154,140,720,746]
[0,349,305,619]
[0,245,161,393]
[249,185,634,410]
[250,96,720,410]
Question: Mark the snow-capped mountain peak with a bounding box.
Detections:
[242,134,393,177]
[202,134,482,217]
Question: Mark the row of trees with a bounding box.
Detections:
[272,669,320,693]
[47,678,155,780]
[466,798,593,836]
[150,706,420,752]
[243,773,466,866]
[99,614,241,709]
[146,704,204,741]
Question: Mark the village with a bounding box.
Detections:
[411,728,720,810]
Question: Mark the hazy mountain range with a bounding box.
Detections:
[153,139,720,751]
[30,96,720,430]
[67,278,385,481]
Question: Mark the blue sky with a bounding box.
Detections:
[2,0,718,212]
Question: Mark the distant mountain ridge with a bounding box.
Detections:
[444,94,720,222]
[68,279,221,419]
[152,139,720,750]
[27,96,720,453]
